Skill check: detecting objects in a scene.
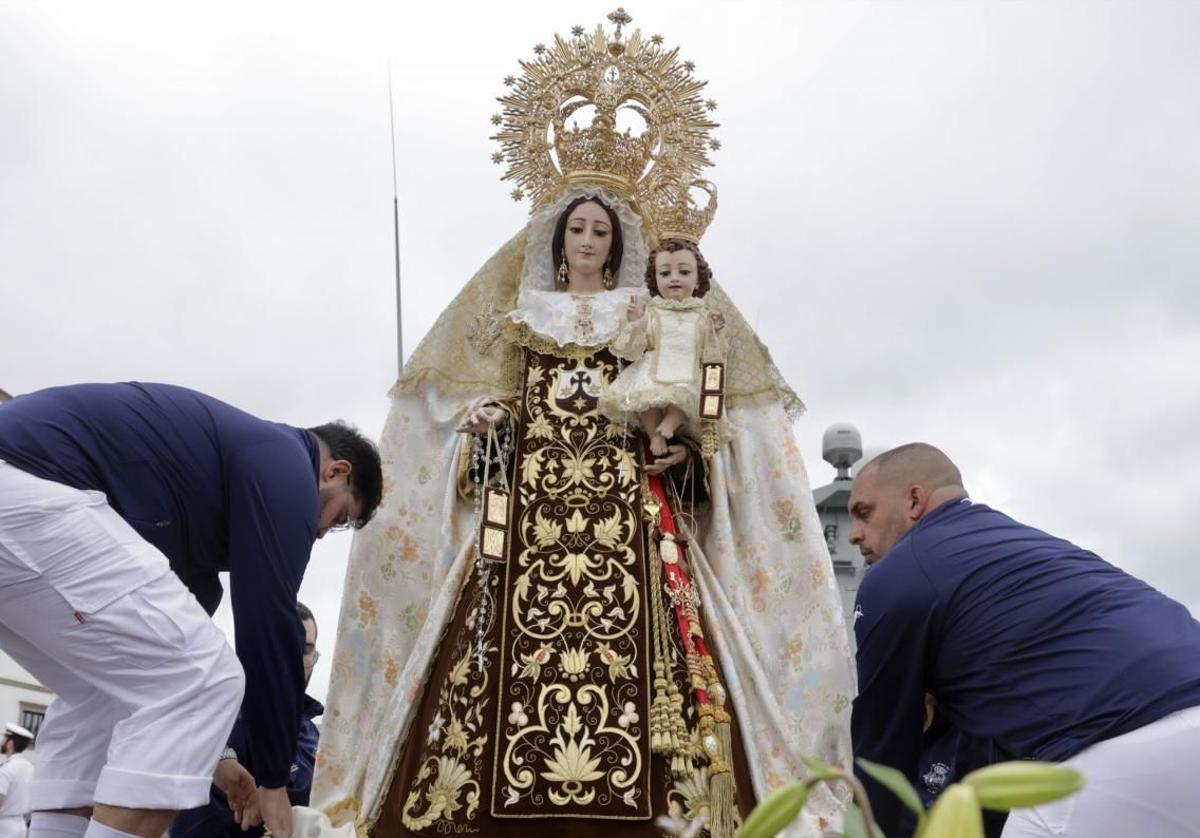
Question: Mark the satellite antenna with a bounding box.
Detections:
[822,423,863,480]
[388,62,404,373]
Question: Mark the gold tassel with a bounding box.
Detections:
[708,762,736,838]
[702,657,738,838]
[700,419,721,459]
[647,530,687,762]
[650,658,671,753]
[667,683,690,777]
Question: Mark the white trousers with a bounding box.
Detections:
[1001,704,1200,837]
[0,817,26,838]
[0,463,244,811]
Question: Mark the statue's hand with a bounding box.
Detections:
[645,442,687,475]
[626,296,647,321]
[457,405,507,435]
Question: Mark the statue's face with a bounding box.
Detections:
[653,248,698,300]
[563,201,613,275]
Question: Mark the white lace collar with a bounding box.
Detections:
[508,288,649,347]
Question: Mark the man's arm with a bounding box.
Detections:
[227,440,314,791]
[286,711,321,806]
[851,557,937,837]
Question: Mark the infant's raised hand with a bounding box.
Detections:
[626,296,647,321]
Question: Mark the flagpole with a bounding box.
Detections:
[388,62,404,373]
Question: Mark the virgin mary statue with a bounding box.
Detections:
[307,11,855,837]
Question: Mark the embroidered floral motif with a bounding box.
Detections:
[493,348,652,818]
[401,589,498,831]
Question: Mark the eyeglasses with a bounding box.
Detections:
[304,646,321,663]
[328,516,355,534]
[328,485,359,533]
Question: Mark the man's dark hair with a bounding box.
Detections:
[308,421,383,528]
[4,733,30,753]
[551,194,625,278]
[296,601,315,627]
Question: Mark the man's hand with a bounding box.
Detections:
[645,443,688,475]
[213,758,259,828]
[258,786,293,838]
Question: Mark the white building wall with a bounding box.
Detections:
[0,651,53,751]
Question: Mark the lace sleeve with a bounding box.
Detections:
[610,309,652,361]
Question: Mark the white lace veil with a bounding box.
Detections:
[516,185,650,298]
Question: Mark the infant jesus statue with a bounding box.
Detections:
[599,237,728,456]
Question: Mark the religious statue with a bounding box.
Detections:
[309,10,856,837]
[597,229,729,458]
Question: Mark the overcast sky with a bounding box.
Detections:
[3,0,1198,702]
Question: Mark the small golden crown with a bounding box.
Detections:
[491,8,721,228]
[649,178,717,243]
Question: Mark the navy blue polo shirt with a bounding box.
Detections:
[0,382,319,788]
[852,498,1200,836]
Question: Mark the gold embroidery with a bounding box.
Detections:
[492,348,653,818]
[401,581,499,832]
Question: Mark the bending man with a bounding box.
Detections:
[848,443,1200,837]
[0,383,382,838]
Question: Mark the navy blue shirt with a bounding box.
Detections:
[852,499,1200,836]
[917,717,1006,838]
[0,382,319,788]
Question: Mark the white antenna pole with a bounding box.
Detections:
[388,62,404,373]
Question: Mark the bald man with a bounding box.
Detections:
[847,443,1200,838]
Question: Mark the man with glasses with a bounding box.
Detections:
[0,383,382,838]
[292,603,324,808]
[171,602,326,838]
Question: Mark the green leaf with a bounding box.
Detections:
[962,761,1085,811]
[920,784,983,838]
[856,758,925,820]
[841,801,879,838]
[800,754,843,781]
[739,781,809,838]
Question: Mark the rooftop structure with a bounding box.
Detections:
[813,423,867,648]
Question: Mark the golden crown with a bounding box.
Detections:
[649,177,717,243]
[490,8,720,235]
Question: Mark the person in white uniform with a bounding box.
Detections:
[0,723,35,838]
